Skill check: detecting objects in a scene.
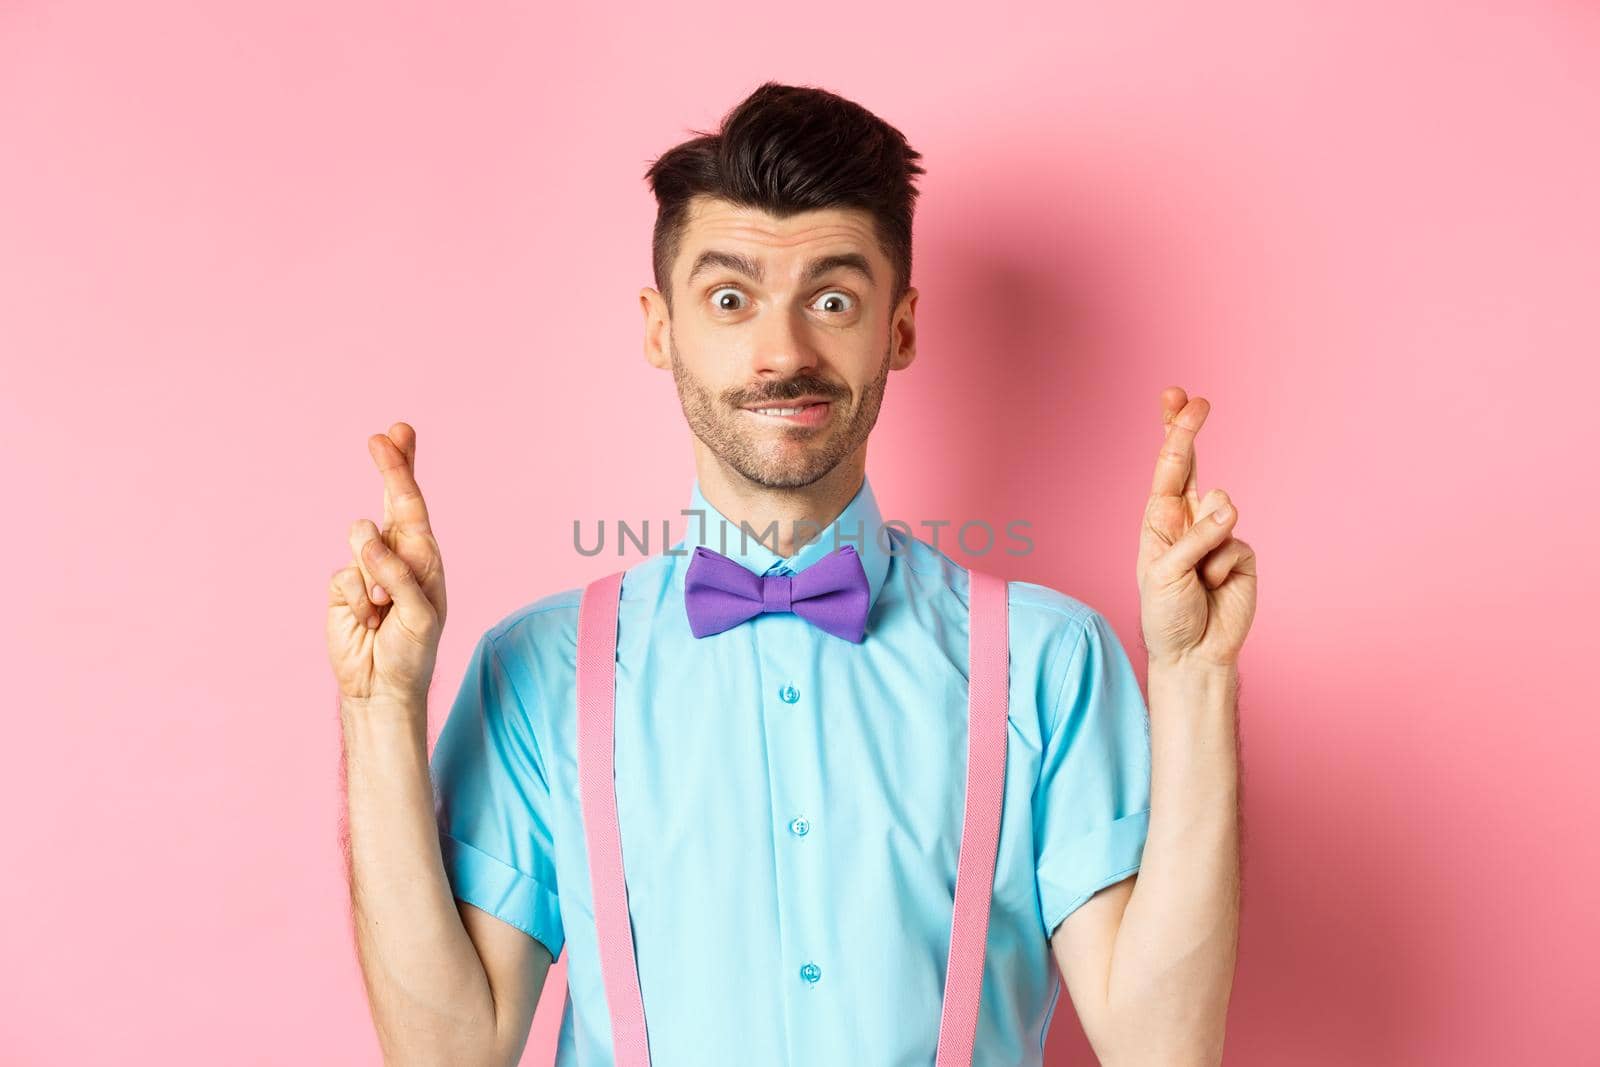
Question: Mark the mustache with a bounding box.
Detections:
[729,378,845,406]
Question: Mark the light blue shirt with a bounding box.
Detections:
[430,474,1152,1065]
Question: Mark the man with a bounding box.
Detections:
[329,81,1254,1066]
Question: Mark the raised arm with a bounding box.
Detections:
[328,422,551,1066]
[1050,388,1253,1065]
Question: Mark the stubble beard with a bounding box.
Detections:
[668,328,892,491]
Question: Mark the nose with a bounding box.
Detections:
[748,303,821,381]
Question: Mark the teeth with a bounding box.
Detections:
[754,405,812,416]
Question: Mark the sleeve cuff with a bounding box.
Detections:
[439,832,565,959]
[1038,807,1151,935]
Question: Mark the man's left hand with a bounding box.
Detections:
[1137,387,1258,672]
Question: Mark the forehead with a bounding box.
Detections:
[676,195,884,280]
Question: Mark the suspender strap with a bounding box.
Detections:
[933,567,1009,1065]
[576,567,1010,1067]
[576,569,653,1064]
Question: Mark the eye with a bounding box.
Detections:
[812,290,856,314]
[709,287,748,313]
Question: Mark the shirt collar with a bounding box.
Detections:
[670,474,891,614]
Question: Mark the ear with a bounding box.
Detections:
[641,287,671,370]
[890,286,918,371]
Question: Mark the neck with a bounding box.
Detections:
[691,445,867,558]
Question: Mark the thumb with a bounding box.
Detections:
[359,535,437,637]
[1154,489,1237,586]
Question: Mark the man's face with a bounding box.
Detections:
[641,195,918,490]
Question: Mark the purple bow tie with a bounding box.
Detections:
[684,543,870,643]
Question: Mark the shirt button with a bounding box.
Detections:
[788,816,810,837]
[778,684,800,704]
[799,962,822,984]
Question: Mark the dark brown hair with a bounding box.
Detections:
[644,81,926,313]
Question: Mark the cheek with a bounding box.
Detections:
[836,335,889,384]
[685,333,760,384]
[671,332,740,394]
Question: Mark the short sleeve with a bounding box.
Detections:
[430,629,564,958]
[1034,609,1153,936]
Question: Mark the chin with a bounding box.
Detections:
[744,453,842,489]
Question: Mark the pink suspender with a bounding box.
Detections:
[935,567,1009,1065]
[576,567,1010,1066]
[575,570,651,1063]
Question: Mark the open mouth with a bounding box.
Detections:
[740,401,832,427]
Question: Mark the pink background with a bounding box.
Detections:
[3,3,1594,1064]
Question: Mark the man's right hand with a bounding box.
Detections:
[326,421,449,713]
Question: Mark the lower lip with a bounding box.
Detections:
[742,401,832,427]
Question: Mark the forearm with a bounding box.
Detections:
[340,700,501,1066]
[1103,662,1241,1066]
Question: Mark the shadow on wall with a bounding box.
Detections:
[908,187,1422,1066]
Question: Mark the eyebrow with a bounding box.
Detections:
[685,249,876,288]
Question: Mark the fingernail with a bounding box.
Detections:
[372,584,387,601]
[367,613,380,629]
[1213,505,1230,523]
